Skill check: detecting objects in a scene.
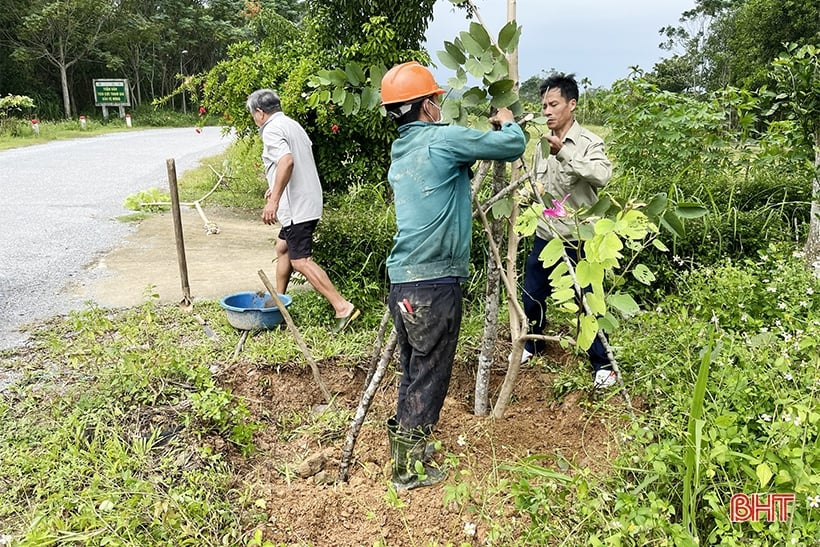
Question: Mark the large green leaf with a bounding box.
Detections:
[584,291,607,316]
[538,237,565,268]
[459,31,485,57]
[444,41,466,64]
[577,315,599,350]
[675,202,709,219]
[490,90,518,108]
[644,193,668,218]
[575,259,604,288]
[490,197,513,219]
[607,292,640,316]
[552,288,576,304]
[442,100,461,123]
[437,49,461,70]
[489,79,515,95]
[344,63,365,86]
[461,87,487,107]
[468,21,491,49]
[661,210,685,238]
[515,205,540,236]
[498,21,521,53]
[632,263,656,285]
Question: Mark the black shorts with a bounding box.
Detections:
[278,219,318,260]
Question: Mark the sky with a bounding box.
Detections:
[423,0,697,89]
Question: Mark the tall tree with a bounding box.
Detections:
[11,0,116,118]
[654,0,819,92]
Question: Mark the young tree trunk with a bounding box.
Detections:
[60,63,71,119]
[803,139,820,273]
[474,161,508,415]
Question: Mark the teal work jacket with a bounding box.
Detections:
[386,120,525,284]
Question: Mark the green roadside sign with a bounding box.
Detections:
[93,79,131,106]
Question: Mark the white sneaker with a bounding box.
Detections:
[507,348,533,365]
[593,369,618,389]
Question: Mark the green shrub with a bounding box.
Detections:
[312,185,395,312]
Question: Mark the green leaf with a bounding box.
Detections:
[675,203,710,219]
[587,194,612,217]
[444,41,466,64]
[344,63,365,86]
[632,264,656,285]
[490,197,513,219]
[607,293,640,316]
[461,87,487,107]
[577,315,599,350]
[596,232,624,261]
[468,21,492,49]
[437,50,461,70]
[328,69,347,86]
[459,31,485,57]
[575,260,604,288]
[498,21,521,53]
[616,209,650,239]
[585,291,607,316]
[756,462,773,488]
[538,237,565,268]
[489,79,515,95]
[442,100,461,123]
[490,90,519,108]
[651,239,669,252]
[661,210,685,238]
[644,193,668,218]
[594,218,616,235]
[464,57,486,79]
[515,204,541,236]
[552,288,576,304]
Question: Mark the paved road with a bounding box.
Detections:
[0,127,235,350]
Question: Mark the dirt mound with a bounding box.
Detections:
[217,350,623,545]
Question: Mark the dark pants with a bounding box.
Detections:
[388,282,462,434]
[522,236,611,371]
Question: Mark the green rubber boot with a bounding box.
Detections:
[386,418,445,491]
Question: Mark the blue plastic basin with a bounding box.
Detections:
[219,291,292,331]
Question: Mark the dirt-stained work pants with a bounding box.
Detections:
[388,282,462,435]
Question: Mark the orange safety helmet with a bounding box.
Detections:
[380,61,445,106]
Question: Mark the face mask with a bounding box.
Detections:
[427,99,442,123]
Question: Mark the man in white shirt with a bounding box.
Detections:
[247,89,359,333]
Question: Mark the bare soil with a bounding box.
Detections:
[69,206,628,545]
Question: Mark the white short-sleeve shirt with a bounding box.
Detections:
[259,112,323,225]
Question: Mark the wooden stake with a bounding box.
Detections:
[257,269,332,404]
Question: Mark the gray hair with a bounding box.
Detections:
[246,89,282,114]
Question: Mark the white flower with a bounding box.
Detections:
[784,373,793,381]
[782,413,792,422]
[794,416,802,426]
[463,522,477,536]
[741,313,749,322]
[767,286,777,293]
[456,434,467,447]
[799,300,809,308]
[790,537,799,545]
[778,302,787,310]
[760,413,772,422]
[809,494,820,508]
[610,520,622,529]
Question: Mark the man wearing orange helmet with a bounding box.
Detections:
[380,61,526,491]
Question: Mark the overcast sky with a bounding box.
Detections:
[423,0,697,89]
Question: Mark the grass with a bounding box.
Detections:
[0,110,210,151]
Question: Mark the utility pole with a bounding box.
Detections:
[180,50,189,114]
